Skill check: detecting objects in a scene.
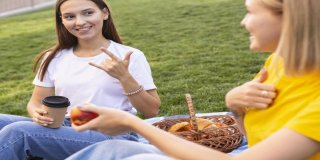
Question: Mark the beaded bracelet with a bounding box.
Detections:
[124,85,144,96]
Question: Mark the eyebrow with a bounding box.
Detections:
[81,8,95,12]
[61,8,95,15]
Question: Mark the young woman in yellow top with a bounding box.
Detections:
[67,0,320,159]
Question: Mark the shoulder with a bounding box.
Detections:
[44,48,73,70]
[43,48,72,60]
[264,53,276,67]
[45,48,73,64]
[54,48,73,59]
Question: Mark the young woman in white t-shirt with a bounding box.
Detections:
[0,0,160,159]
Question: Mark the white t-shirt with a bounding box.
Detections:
[33,41,157,116]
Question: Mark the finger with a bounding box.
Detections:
[255,83,276,92]
[37,115,54,123]
[100,47,119,61]
[249,89,276,99]
[71,123,87,132]
[251,102,269,109]
[251,96,274,105]
[89,62,106,71]
[242,101,269,109]
[264,91,277,99]
[255,89,277,99]
[71,118,97,132]
[78,105,101,114]
[258,68,268,82]
[254,68,268,82]
[32,116,52,126]
[37,119,51,126]
[35,109,48,115]
[123,51,133,62]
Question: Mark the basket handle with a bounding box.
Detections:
[185,94,198,131]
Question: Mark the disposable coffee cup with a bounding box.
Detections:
[42,96,70,128]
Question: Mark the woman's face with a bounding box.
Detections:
[60,0,108,41]
[241,0,282,52]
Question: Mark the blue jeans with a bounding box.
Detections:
[66,133,248,160]
[66,140,167,160]
[66,138,248,160]
[0,114,138,160]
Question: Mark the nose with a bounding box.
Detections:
[75,16,86,26]
[240,15,247,27]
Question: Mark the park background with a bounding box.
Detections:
[0,0,268,117]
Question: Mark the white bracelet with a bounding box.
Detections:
[124,85,144,96]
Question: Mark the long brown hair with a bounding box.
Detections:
[33,0,122,80]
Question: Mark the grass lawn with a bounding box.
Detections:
[0,0,268,117]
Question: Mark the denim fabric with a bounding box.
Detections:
[0,114,138,160]
[66,140,165,160]
[122,153,172,160]
[66,138,248,160]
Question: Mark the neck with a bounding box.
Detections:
[75,36,110,57]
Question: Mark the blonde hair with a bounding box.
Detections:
[260,0,283,15]
[277,0,320,75]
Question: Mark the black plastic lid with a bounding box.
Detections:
[42,96,70,108]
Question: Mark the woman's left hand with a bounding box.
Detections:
[89,47,133,81]
[71,103,136,135]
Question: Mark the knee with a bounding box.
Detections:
[97,140,161,154]
[1,121,41,135]
[0,114,30,129]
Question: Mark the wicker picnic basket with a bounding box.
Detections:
[152,94,243,153]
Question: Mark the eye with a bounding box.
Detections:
[84,11,94,16]
[63,15,75,21]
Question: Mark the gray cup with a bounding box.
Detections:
[42,96,70,128]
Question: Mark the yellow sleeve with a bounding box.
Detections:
[285,96,320,142]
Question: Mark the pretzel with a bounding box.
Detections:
[185,94,198,131]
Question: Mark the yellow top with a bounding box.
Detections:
[244,54,320,159]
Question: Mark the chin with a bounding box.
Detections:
[77,36,95,41]
[249,44,259,51]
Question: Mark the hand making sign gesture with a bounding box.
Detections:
[89,47,134,80]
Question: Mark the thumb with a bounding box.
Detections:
[79,103,101,113]
[256,68,268,82]
[123,51,133,62]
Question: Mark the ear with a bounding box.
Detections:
[102,8,109,20]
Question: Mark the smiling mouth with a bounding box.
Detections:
[76,26,92,32]
[249,35,254,41]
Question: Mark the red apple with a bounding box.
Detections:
[70,107,98,126]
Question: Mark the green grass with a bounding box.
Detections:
[0,0,268,117]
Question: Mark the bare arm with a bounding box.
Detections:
[27,86,54,126]
[118,74,160,118]
[89,47,160,118]
[72,104,320,160]
[234,128,320,160]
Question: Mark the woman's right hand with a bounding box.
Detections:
[225,68,277,115]
[32,108,54,127]
[71,103,136,135]
[28,86,55,127]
